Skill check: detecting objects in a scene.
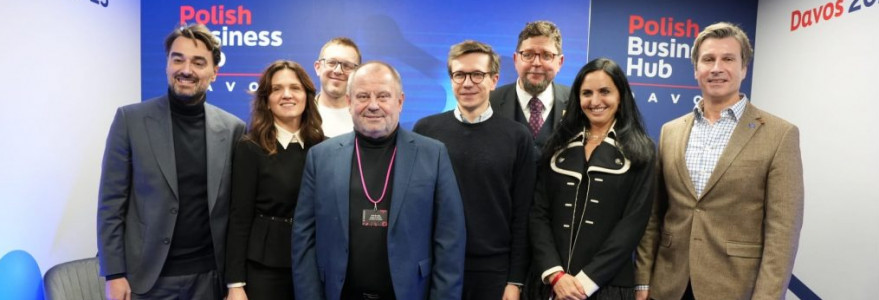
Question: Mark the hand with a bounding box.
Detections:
[502,284,520,300]
[105,277,131,300]
[227,287,249,300]
[551,273,586,300]
[635,289,649,300]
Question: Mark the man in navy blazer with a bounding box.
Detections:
[292,61,466,300]
[97,24,245,300]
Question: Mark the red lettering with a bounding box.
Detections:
[645,20,659,35]
[628,15,699,37]
[823,3,834,20]
[196,10,209,24]
[629,15,644,34]
[178,5,252,26]
[180,6,194,24]
[225,6,236,24]
[811,7,822,24]
[238,6,252,25]
[673,21,684,37]
[685,19,700,38]
[789,0,847,32]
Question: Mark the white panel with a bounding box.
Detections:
[0,0,140,273]
[753,0,879,298]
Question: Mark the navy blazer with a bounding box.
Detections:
[292,129,466,300]
[96,95,245,293]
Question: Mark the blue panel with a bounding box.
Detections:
[587,0,758,141]
[141,0,591,129]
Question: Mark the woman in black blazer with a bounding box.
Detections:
[530,58,656,300]
[226,60,325,300]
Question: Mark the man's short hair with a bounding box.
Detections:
[516,20,563,54]
[347,61,403,95]
[691,22,753,68]
[164,23,221,66]
[319,37,362,64]
[447,40,500,75]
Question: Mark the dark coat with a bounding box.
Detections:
[530,128,655,294]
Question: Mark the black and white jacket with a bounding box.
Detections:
[530,127,655,294]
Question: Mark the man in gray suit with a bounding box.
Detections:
[97,24,246,300]
[490,20,569,154]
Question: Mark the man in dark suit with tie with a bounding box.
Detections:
[97,24,246,300]
[490,20,570,154]
[292,61,466,300]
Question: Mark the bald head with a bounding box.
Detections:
[346,61,405,139]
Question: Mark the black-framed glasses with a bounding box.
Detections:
[319,58,358,73]
[517,51,558,62]
[450,71,494,84]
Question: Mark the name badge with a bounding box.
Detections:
[362,209,389,227]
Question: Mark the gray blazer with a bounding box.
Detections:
[97,95,245,294]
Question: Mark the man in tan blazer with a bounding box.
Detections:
[635,22,804,300]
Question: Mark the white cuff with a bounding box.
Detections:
[541,266,565,284]
[574,271,599,296]
[227,282,246,288]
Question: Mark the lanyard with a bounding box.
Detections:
[354,138,397,210]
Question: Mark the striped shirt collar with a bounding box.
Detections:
[693,94,749,122]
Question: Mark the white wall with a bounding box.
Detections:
[752,0,878,298]
[0,0,140,273]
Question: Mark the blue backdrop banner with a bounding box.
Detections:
[586,0,758,140]
[141,0,591,129]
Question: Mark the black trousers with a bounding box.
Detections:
[132,270,220,300]
[649,281,695,300]
[681,281,695,300]
[244,260,294,300]
[463,270,508,300]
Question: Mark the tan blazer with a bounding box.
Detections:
[635,103,804,300]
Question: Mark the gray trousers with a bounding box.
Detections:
[132,270,221,300]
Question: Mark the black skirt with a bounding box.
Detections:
[531,284,635,300]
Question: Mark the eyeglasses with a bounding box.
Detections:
[517,51,558,62]
[450,71,494,84]
[319,58,358,73]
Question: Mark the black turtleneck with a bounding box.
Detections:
[342,128,399,299]
[162,91,215,276]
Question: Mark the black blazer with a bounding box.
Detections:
[225,139,308,284]
[489,82,570,152]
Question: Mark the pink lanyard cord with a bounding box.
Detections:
[354,138,397,208]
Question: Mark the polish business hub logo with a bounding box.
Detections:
[625,15,702,106]
[179,4,284,94]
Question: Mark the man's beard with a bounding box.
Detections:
[522,78,550,96]
[169,86,206,104]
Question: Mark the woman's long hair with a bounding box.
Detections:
[247,60,324,154]
[542,58,654,166]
